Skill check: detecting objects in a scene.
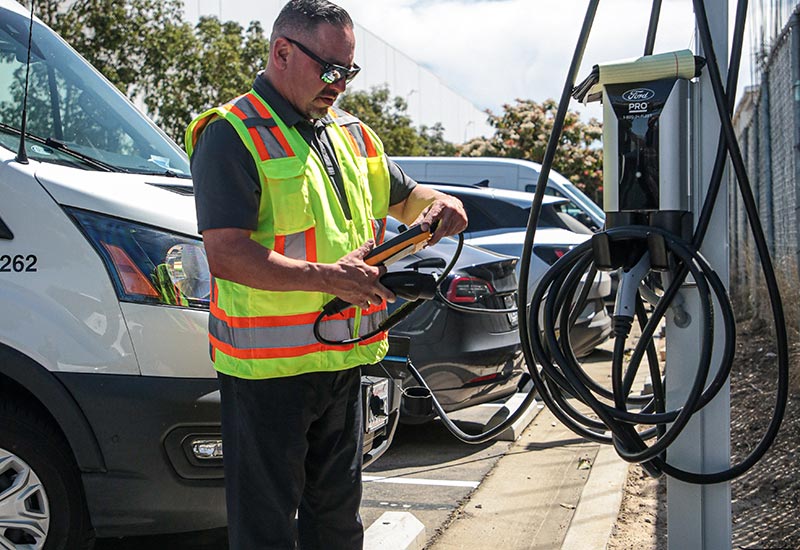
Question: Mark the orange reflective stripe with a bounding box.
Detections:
[359,123,378,157]
[229,104,271,161]
[209,334,354,359]
[342,129,361,156]
[191,114,217,148]
[244,94,295,157]
[274,235,286,255]
[210,330,383,360]
[305,227,317,262]
[210,297,366,328]
[359,331,388,346]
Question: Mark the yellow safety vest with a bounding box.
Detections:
[186,90,391,379]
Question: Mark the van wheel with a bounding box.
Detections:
[0,397,94,550]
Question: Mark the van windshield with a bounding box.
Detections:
[0,8,190,176]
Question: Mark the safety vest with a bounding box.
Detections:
[186,90,391,379]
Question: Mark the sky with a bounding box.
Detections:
[335,0,756,122]
[201,0,760,123]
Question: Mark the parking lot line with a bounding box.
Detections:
[363,475,480,488]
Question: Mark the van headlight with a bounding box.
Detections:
[67,208,210,309]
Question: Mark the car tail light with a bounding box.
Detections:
[533,245,572,265]
[445,276,495,303]
[67,208,210,309]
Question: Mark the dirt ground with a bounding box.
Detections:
[607,319,800,550]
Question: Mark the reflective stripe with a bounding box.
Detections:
[209,300,388,356]
[274,228,317,261]
[210,334,354,359]
[359,304,388,336]
[372,218,386,243]
[210,313,355,349]
[240,94,295,157]
[273,235,286,255]
[359,123,379,157]
[329,108,360,126]
[228,94,294,160]
[341,128,362,156]
[344,124,368,157]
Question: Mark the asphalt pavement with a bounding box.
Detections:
[96,342,645,550]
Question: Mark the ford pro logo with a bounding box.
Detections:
[622,88,655,101]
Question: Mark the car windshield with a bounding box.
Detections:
[544,171,605,220]
[0,8,190,176]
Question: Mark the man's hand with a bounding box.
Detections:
[413,194,468,246]
[325,241,396,310]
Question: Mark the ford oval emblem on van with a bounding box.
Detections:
[622,88,656,102]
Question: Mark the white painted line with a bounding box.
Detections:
[363,475,480,488]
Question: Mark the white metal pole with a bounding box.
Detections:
[666,0,732,549]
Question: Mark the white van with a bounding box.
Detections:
[0,2,398,547]
[393,156,606,231]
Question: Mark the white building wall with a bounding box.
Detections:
[183,0,493,144]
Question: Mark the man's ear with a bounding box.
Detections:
[271,37,291,70]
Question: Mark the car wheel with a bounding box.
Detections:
[0,396,94,550]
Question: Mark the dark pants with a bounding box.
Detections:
[218,368,364,550]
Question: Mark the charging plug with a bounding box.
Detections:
[321,271,438,316]
[379,271,437,301]
[614,253,651,329]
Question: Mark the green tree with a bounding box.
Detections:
[459,98,603,202]
[337,85,456,156]
[21,0,269,142]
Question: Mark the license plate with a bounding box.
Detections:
[365,378,390,433]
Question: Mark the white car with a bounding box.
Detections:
[394,156,606,231]
[421,183,612,357]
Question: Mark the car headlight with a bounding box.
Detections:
[67,208,210,309]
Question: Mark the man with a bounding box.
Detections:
[185,1,467,548]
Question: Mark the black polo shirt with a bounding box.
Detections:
[191,74,416,233]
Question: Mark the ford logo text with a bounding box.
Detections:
[622,88,656,101]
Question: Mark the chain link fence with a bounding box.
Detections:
[730,9,800,341]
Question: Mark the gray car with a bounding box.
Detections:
[421,183,612,357]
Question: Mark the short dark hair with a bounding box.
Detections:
[272,0,353,42]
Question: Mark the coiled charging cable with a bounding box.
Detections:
[518,0,789,483]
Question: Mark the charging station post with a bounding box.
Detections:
[666,1,731,547]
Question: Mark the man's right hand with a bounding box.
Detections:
[326,240,396,310]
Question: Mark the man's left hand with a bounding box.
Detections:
[415,194,468,246]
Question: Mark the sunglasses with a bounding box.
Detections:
[284,37,361,85]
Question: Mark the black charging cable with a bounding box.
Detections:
[517,0,789,484]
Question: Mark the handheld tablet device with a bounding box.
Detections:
[364,222,437,266]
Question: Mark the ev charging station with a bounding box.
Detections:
[516,1,789,549]
[598,6,731,548]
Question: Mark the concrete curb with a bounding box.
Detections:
[560,445,630,550]
[484,391,540,441]
[364,511,426,550]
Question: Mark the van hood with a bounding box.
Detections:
[34,162,199,237]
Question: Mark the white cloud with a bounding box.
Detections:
[204,0,756,122]
[338,0,753,121]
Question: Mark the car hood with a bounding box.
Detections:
[463,228,611,299]
[34,163,198,237]
[467,227,589,247]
